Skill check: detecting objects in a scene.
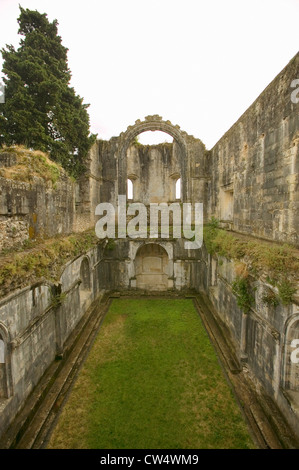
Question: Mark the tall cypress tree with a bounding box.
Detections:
[0,7,96,177]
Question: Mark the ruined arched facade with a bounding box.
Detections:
[117,115,190,201]
[75,114,207,229]
[1,54,299,444]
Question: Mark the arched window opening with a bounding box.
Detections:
[175,178,181,200]
[80,258,91,291]
[127,178,133,200]
[136,131,173,145]
[79,257,91,307]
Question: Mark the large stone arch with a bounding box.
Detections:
[117,115,190,200]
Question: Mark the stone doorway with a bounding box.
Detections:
[135,244,169,291]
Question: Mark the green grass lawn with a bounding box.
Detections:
[48,298,255,449]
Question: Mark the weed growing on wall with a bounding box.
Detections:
[262,289,280,308]
[204,221,298,307]
[232,277,254,313]
[0,146,63,186]
[0,230,101,298]
[278,280,297,305]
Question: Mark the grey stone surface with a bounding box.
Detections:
[0,175,74,250]
[208,53,299,246]
[0,52,299,443]
[0,246,102,438]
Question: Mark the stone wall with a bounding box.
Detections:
[127,143,179,204]
[196,54,299,436]
[0,162,75,251]
[0,51,298,443]
[74,140,105,232]
[192,246,299,437]
[78,116,208,227]
[0,244,104,439]
[208,52,299,246]
[97,238,202,292]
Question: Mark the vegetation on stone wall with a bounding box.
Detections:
[204,219,299,306]
[277,280,297,306]
[262,288,280,308]
[0,230,100,298]
[0,7,96,178]
[105,238,116,251]
[50,291,67,308]
[0,146,64,185]
[232,277,254,313]
[131,136,142,146]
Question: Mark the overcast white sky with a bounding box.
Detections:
[0,0,298,148]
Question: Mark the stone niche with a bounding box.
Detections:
[135,243,169,291]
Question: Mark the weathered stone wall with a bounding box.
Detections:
[80,116,208,227]
[0,51,298,443]
[74,140,107,232]
[208,53,299,246]
[98,238,202,292]
[127,143,179,204]
[0,244,105,439]
[196,54,299,437]
[192,246,299,436]
[0,173,75,251]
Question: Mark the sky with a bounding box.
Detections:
[0,0,298,148]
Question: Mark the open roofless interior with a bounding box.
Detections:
[0,53,299,449]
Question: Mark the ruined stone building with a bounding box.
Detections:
[0,52,298,446]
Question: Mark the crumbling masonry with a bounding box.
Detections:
[0,52,298,444]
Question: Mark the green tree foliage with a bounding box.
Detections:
[0,7,96,177]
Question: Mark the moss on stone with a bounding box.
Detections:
[204,221,299,305]
[0,230,101,298]
[0,145,65,186]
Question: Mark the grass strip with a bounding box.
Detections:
[48,298,255,449]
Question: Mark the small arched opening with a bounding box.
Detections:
[127,178,133,200]
[79,257,91,305]
[175,177,181,200]
[135,243,169,291]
